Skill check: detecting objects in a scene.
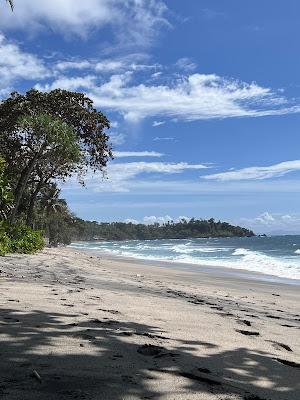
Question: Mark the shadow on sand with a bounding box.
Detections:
[0,307,299,399]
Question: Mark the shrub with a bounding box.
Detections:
[0,223,44,255]
[0,228,10,256]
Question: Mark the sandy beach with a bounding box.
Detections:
[0,247,299,400]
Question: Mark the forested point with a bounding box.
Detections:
[70,218,255,242]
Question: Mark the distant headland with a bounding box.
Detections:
[72,218,255,242]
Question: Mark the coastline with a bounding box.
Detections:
[69,234,300,284]
[0,247,299,399]
[73,246,300,286]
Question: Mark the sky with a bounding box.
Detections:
[1,0,300,234]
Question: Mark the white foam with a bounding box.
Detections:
[171,244,231,254]
[70,241,300,281]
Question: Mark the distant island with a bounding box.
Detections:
[71,218,255,242]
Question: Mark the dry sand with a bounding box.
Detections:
[0,247,299,400]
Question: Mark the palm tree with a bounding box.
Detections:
[39,185,68,218]
[6,0,13,11]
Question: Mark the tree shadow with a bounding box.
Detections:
[0,307,299,399]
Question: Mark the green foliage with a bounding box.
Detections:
[0,89,112,223]
[18,113,82,163]
[0,89,112,173]
[0,227,10,256]
[0,157,14,220]
[34,184,77,247]
[71,218,255,242]
[0,223,44,255]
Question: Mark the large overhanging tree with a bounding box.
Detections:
[14,113,82,226]
[0,89,112,223]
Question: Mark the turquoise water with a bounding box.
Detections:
[70,235,300,282]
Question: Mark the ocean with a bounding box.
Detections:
[70,235,300,283]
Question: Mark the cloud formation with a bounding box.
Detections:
[203,160,300,181]
[124,215,190,225]
[241,212,300,234]
[72,161,208,193]
[87,73,300,122]
[42,70,299,122]
[0,34,48,88]
[114,151,164,158]
[0,0,169,46]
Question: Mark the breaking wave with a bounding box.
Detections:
[70,236,300,281]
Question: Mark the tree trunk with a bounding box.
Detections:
[10,154,40,224]
[10,144,46,224]
[26,178,46,227]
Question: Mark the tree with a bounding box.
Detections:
[37,184,76,246]
[0,89,112,223]
[0,157,13,220]
[2,113,82,223]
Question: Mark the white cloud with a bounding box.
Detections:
[2,35,299,125]
[55,60,92,71]
[95,60,127,72]
[114,151,164,158]
[35,75,96,92]
[203,160,300,181]
[143,215,190,224]
[0,0,170,46]
[0,34,48,87]
[151,71,162,79]
[255,212,275,224]
[110,121,119,128]
[143,215,173,224]
[74,161,208,193]
[54,55,157,74]
[87,72,299,122]
[152,120,165,127]
[2,32,299,124]
[241,212,300,234]
[37,69,298,123]
[124,218,139,224]
[175,57,197,72]
[109,133,126,146]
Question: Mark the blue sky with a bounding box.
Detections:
[1,0,300,233]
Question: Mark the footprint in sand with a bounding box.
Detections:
[236,329,260,336]
[137,344,164,356]
[274,358,300,368]
[267,340,292,352]
[237,319,252,327]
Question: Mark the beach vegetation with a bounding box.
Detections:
[0,223,44,255]
[0,89,112,253]
[0,89,111,224]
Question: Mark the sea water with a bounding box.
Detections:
[70,235,300,283]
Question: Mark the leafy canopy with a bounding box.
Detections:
[0,89,112,175]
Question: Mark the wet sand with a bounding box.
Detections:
[0,247,299,399]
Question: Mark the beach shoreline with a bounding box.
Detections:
[69,235,300,284]
[0,247,299,399]
[72,246,300,287]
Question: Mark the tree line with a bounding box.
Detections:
[69,217,255,243]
